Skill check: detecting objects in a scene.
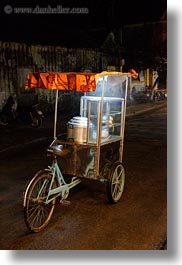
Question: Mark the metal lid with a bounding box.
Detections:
[72,116,88,121]
[67,117,88,128]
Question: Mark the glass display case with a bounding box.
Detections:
[58,73,128,178]
[80,96,125,144]
[78,73,128,145]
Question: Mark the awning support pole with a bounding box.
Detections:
[54,89,59,140]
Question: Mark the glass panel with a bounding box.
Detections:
[101,99,123,142]
[88,75,127,99]
[80,96,124,144]
[88,100,99,144]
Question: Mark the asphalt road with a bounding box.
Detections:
[0,104,167,250]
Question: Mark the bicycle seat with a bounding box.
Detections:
[47,145,70,157]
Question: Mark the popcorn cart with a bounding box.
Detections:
[23,71,131,232]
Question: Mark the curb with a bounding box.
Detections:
[126,102,166,118]
[0,102,166,158]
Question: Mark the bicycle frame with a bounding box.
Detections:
[45,160,81,204]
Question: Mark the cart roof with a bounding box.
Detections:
[25,71,131,92]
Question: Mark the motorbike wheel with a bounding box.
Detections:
[31,115,42,128]
[0,113,8,125]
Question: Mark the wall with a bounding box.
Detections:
[0,41,105,112]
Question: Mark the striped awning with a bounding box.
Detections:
[25,71,134,92]
[25,72,97,92]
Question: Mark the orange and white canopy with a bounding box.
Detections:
[25,71,136,92]
[25,72,97,92]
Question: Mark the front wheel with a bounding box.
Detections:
[23,171,56,232]
[107,162,125,204]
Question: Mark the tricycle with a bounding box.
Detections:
[23,71,131,232]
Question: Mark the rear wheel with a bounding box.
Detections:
[24,171,56,232]
[107,161,125,203]
[30,113,42,128]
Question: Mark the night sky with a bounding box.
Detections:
[0,0,167,46]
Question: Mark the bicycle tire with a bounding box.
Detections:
[24,170,56,233]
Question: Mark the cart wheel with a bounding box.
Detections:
[107,161,125,204]
[24,171,57,232]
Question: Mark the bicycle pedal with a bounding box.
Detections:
[60,199,71,205]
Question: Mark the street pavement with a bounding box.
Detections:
[0,103,167,249]
[0,101,166,159]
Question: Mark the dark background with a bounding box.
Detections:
[0,0,167,46]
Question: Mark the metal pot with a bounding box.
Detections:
[67,117,88,143]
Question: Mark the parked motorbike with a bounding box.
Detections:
[17,103,44,128]
[0,96,44,128]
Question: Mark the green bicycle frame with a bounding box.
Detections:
[44,161,81,204]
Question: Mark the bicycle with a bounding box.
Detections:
[23,144,81,232]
